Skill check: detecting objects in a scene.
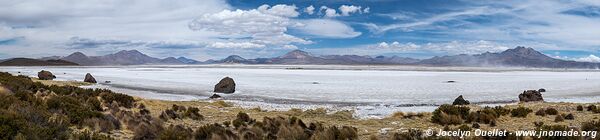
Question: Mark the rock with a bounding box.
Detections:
[214,77,236,93]
[538,88,546,92]
[446,80,456,83]
[209,94,221,99]
[452,95,470,105]
[84,73,97,83]
[37,70,56,80]
[312,82,320,84]
[104,81,111,83]
[518,90,544,102]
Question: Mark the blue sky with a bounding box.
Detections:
[1,0,600,62]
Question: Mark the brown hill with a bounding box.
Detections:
[0,58,79,66]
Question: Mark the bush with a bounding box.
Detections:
[466,106,508,125]
[193,123,237,140]
[587,105,597,112]
[535,109,546,116]
[564,113,574,120]
[70,130,114,140]
[100,92,134,108]
[510,106,532,118]
[577,105,584,111]
[431,104,470,125]
[581,120,600,131]
[391,129,424,140]
[554,115,564,122]
[46,96,103,124]
[158,125,193,140]
[544,108,559,115]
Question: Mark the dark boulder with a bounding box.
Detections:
[84,73,97,83]
[209,94,221,99]
[519,90,544,102]
[214,77,235,93]
[452,95,470,105]
[37,70,56,80]
[538,88,546,92]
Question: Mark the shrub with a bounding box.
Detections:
[544,108,559,115]
[587,105,597,111]
[535,109,546,116]
[100,92,134,108]
[510,106,532,118]
[277,125,309,140]
[472,123,480,129]
[133,122,163,140]
[183,107,203,120]
[70,130,114,140]
[577,105,584,111]
[466,106,506,125]
[193,123,237,140]
[431,104,470,125]
[554,115,564,122]
[391,129,424,140]
[564,113,574,120]
[581,120,600,131]
[158,125,193,140]
[46,96,103,124]
[86,97,102,111]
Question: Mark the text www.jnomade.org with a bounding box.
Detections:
[427,128,597,138]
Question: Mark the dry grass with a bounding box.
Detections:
[32,78,92,87]
[32,79,600,139]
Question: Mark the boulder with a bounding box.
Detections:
[538,88,546,92]
[84,73,97,83]
[209,94,221,99]
[214,77,235,93]
[519,90,544,102]
[37,70,56,80]
[452,95,470,105]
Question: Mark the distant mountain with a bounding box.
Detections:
[25,46,600,68]
[53,50,195,65]
[219,55,250,63]
[418,46,600,68]
[209,50,421,65]
[0,58,78,66]
[177,57,200,64]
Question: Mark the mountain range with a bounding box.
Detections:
[1,46,598,69]
[39,50,198,65]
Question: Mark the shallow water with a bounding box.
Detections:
[2,65,600,118]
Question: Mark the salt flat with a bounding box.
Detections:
[2,65,600,118]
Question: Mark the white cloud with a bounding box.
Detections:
[367,40,510,55]
[339,5,362,16]
[294,19,361,38]
[363,7,370,13]
[283,44,298,49]
[304,5,315,15]
[209,42,265,49]
[189,4,312,49]
[257,4,299,17]
[367,0,600,50]
[0,0,230,57]
[575,55,600,62]
[320,6,340,18]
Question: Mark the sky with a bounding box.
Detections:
[1,0,600,62]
